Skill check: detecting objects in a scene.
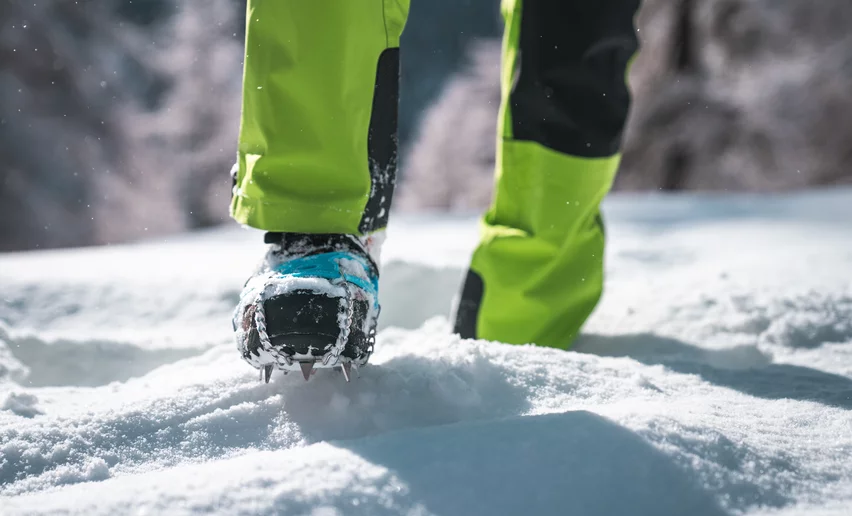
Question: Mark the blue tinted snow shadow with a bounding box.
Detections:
[1,331,202,388]
[378,261,464,330]
[336,411,728,516]
[576,333,852,410]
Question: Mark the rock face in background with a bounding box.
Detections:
[2,0,851,249]
[398,0,852,210]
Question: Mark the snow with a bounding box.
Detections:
[1,190,852,515]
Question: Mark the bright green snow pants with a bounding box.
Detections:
[231,0,640,349]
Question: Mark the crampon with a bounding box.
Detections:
[233,233,380,383]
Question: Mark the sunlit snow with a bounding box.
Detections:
[1,190,851,515]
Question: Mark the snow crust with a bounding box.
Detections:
[1,190,851,515]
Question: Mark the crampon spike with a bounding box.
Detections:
[300,361,315,381]
[263,364,274,384]
[341,362,352,382]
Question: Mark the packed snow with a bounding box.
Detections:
[1,190,851,515]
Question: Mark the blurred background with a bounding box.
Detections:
[1,0,850,252]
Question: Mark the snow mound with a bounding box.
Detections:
[1,190,852,515]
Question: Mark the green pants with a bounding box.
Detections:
[232,0,640,348]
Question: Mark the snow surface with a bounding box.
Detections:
[1,190,852,515]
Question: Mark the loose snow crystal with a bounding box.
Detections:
[1,190,851,515]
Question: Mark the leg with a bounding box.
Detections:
[231,0,410,379]
[231,0,409,236]
[454,0,640,347]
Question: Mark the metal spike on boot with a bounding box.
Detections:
[299,361,315,381]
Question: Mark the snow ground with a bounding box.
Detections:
[1,190,851,515]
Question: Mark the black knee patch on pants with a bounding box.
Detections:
[510,0,640,158]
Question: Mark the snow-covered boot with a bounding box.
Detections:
[233,232,381,382]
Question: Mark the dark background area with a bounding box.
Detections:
[1,0,850,251]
